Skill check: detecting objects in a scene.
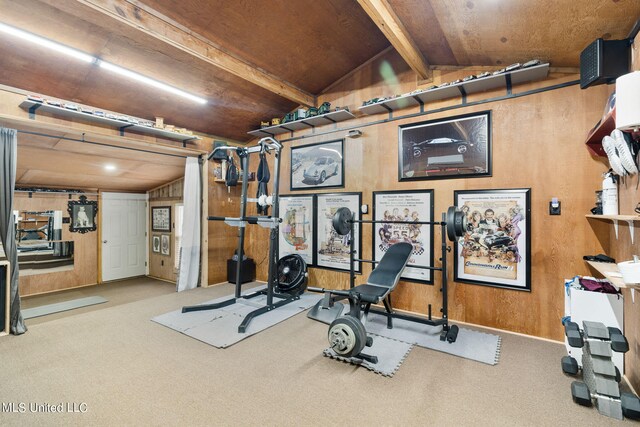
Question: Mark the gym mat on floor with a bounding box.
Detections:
[22,296,108,319]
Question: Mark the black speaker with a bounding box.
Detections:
[580,38,629,89]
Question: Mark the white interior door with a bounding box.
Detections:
[101,192,147,282]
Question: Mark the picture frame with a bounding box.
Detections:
[453,188,531,291]
[152,206,171,232]
[161,234,170,256]
[398,111,491,181]
[315,192,362,272]
[279,194,315,266]
[290,139,344,191]
[152,235,160,253]
[372,190,434,284]
[67,195,97,234]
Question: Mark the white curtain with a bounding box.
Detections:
[177,157,202,292]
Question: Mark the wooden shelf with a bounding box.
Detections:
[586,214,639,243]
[19,100,200,143]
[584,107,615,157]
[585,260,640,289]
[359,63,550,115]
[248,109,355,137]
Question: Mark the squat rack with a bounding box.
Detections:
[182,136,301,333]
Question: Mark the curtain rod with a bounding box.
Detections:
[15,190,99,196]
[16,129,190,159]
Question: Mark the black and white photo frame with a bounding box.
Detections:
[67,195,97,234]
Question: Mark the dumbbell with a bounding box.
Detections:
[608,327,629,353]
[571,381,592,407]
[621,393,640,420]
[565,322,583,348]
[561,356,579,375]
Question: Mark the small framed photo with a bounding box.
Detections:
[399,111,491,181]
[161,234,170,256]
[152,206,171,232]
[290,139,344,190]
[68,195,97,234]
[152,235,160,253]
[454,188,531,291]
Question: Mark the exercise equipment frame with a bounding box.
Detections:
[182,137,302,333]
[310,210,458,342]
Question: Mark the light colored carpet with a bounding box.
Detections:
[0,281,631,426]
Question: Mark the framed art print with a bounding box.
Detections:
[152,206,171,232]
[290,139,344,190]
[279,194,315,266]
[454,188,531,291]
[315,192,361,272]
[68,195,97,234]
[372,190,434,284]
[399,111,491,181]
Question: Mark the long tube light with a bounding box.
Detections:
[0,22,207,104]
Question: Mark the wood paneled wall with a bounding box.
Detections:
[236,50,611,342]
[15,192,98,296]
[148,178,184,282]
[607,32,640,392]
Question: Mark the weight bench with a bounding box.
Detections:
[319,243,414,362]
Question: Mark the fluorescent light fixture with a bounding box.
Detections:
[0,21,207,105]
[0,22,95,63]
[104,164,117,171]
[99,61,207,104]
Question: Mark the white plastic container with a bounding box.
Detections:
[602,173,618,215]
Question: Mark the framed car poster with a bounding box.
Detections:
[315,192,361,272]
[399,111,491,181]
[278,194,315,265]
[372,190,434,284]
[290,139,344,191]
[454,188,531,291]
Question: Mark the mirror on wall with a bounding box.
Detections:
[0,210,75,276]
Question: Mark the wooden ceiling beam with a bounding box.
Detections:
[64,0,316,107]
[357,0,432,81]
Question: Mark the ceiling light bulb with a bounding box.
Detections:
[0,22,95,63]
[104,164,116,171]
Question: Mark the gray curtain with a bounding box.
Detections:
[0,128,26,334]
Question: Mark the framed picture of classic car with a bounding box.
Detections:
[290,139,344,191]
[453,188,531,291]
[398,111,491,181]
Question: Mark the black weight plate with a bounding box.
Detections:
[446,206,467,241]
[332,207,353,236]
[328,315,366,357]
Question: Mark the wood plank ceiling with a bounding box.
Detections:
[0,0,637,191]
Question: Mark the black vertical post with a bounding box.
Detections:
[349,213,355,289]
[235,151,249,299]
[266,143,281,306]
[441,212,448,329]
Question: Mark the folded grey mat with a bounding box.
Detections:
[365,314,501,365]
[152,287,323,348]
[22,296,108,319]
[323,335,414,377]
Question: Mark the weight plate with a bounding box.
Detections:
[328,316,366,357]
[332,207,353,236]
[446,206,467,241]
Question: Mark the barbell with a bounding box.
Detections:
[331,206,467,242]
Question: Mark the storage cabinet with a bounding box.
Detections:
[565,285,624,371]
